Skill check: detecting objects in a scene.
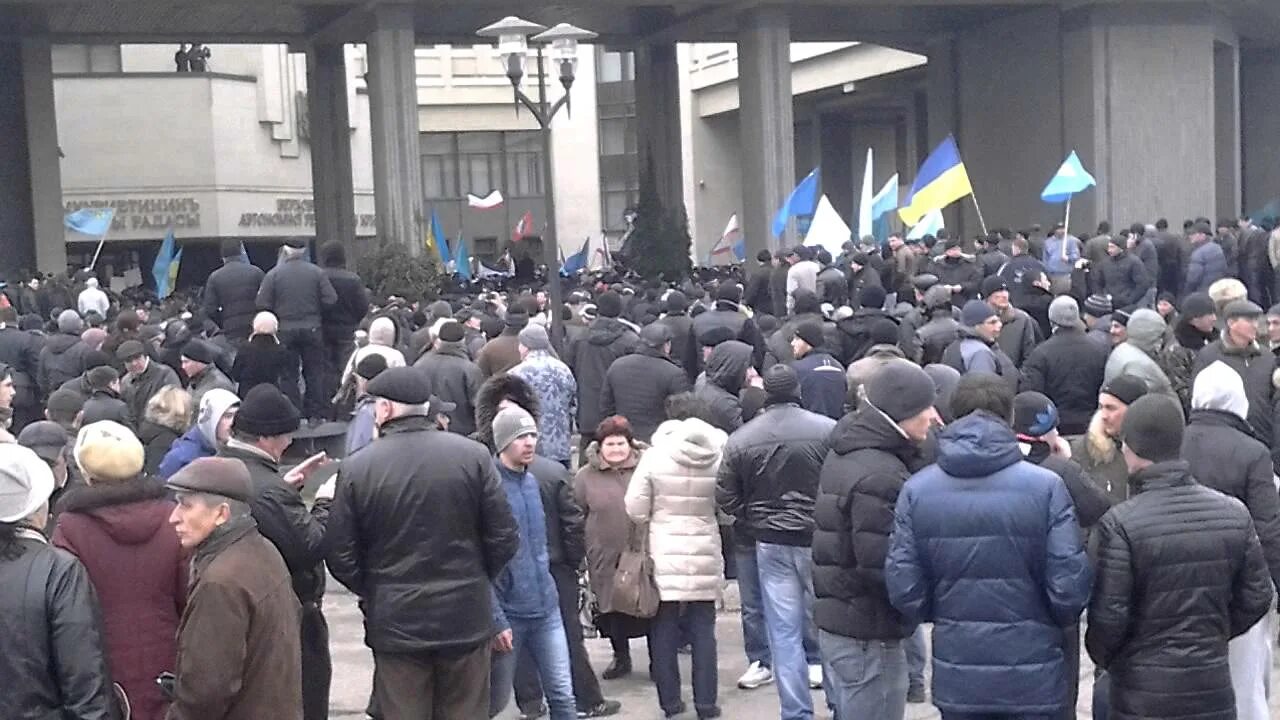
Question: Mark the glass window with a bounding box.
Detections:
[597,51,622,83]
[459,132,501,153]
[599,118,627,157]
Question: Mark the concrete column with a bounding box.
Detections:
[23,38,64,274]
[1241,47,1280,212]
[366,5,424,252]
[737,5,794,256]
[307,43,357,251]
[634,42,684,215]
[1214,40,1241,218]
[819,113,853,223]
[924,37,964,235]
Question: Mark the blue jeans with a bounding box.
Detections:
[757,542,816,720]
[501,613,575,720]
[736,542,821,667]
[820,630,907,720]
[905,626,926,687]
[650,601,718,715]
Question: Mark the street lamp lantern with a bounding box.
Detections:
[476,16,597,353]
[476,15,546,80]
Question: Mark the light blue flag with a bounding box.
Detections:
[1041,151,1097,203]
[64,208,115,236]
[870,174,899,221]
[456,235,472,280]
[152,229,181,299]
[906,209,945,241]
[430,210,450,265]
[772,168,821,238]
[561,237,591,275]
[238,242,250,264]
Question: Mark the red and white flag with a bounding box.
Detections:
[512,210,534,242]
[467,190,504,210]
[711,214,740,256]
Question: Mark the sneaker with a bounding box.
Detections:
[808,663,823,689]
[577,700,622,717]
[907,683,927,703]
[736,661,773,689]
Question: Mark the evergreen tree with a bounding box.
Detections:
[627,154,693,280]
[356,241,441,300]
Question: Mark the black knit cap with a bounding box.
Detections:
[596,291,623,318]
[762,364,800,404]
[232,383,300,437]
[436,321,465,343]
[354,353,388,381]
[180,338,218,364]
[794,321,825,349]
[1100,374,1148,406]
[1122,394,1185,463]
[365,366,432,405]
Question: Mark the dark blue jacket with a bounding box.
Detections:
[790,351,847,420]
[157,425,213,480]
[492,461,559,622]
[885,412,1091,715]
[1184,241,1227,296]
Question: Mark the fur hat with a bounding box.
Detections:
[73,421,144,483]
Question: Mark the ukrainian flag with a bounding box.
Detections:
[898,135,973,226]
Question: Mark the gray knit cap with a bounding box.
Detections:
[492,406,538,452]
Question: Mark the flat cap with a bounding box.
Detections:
[116,340,147,361]
[1224,300,1263,320]
[166,457,252,502]
[365,366,432,405]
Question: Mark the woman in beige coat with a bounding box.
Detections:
[625,395,727,719]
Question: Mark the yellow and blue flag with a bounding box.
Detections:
[152,228,181,299]
[1041,151,1096,204]
[898,136,973,226]
[425,209,450,266]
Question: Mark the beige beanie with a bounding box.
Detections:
[74,421,145,483]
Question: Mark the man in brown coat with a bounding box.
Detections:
[165,457,302,720]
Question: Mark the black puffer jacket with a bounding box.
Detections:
[529,456,586,570]
[0,532,118,719]
[717,401,836,547]
[692,301,766,369]
[321,266,369,343]
[1019,326,1109,436]
[566,317,639,432]
[201,259,264,342]
[1182,408,1280,592]
[813,406,926,640]
[414,342,483,436]
[38,332,90,397]
[835,308,899,365]
[601,345,691,442]
[327,415,519,653]
[255,254,338,331]
[929,255,983,305]
[1086,461,1274,720]
[695,340,752,434]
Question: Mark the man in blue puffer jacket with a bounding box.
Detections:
[488,405,576,720]
[885,374,1092,719]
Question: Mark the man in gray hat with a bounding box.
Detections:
[165,456,303,720]
[327,366,519,719]
[601,323,691,443]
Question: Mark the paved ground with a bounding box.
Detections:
[325,577,1280,719]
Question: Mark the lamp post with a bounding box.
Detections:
[477,16,597,351]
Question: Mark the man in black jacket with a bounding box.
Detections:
[1087,393,1274,720]
[929,238,984,307]
[218,383,333,720]
[1100,234,1153,312]
[814,360,938,719]
[255,239,337,422]
[566,291,638,458]
[319,242,369,403]
[201,239,264,344]
[118,339,180,425]
[744,250,776,317]
[413,320,482,436]
[0,306,44,428]
[1192,300,1280,465]
[1019,296,1108,436]
[718,365,836,720]
[655,290,699,385]
[327,368,518,719]
[601,324,691,443]
[693,283,766,369]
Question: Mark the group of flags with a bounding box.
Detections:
[709,134,1099,263]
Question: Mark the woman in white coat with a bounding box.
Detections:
[624,393,727,720]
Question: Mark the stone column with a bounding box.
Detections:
[1241,47,1280,212]
[737,5,795,257]
[634,42,684,215]
[18,38,65,274]
[307,43,357,251]
[366,5,424,252]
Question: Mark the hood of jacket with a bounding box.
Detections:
[474,372,541,449]
[585,439,647,471]
[587,317,631,346]
[830,404,920,463]
[44,332,80,355]
[1124,309,1167,355]
[55,477,172,545]
[705,340,752,395]
[935,411,1024,478]
[650,417,726,469]
[196,388,240,448]
[1191,359,1250,420]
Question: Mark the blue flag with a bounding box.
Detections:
[1041,151,1097,203]
[772,168,821,238]
[456,235,472,280]
[561,237,591,275]
[64,208,115,236]
[152,229,182,299]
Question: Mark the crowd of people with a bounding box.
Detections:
[1,216,1279,720]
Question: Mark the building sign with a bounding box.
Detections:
[64,198,202,231]
[239,198,375,231]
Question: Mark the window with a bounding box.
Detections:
[418,131,543,201]
[421,133,458,199]
[596,51,634,83]
[505,132,543,197]
[596,49,638,236]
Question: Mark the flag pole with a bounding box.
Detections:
[88,222,113,271]
[1062,196,1073,263]
[970,195,989,237]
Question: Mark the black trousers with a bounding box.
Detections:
[302,603,332,720]
[279,326,326,418]
[323,331,355,417]
[513,563,605,712]
[373,643,491,720]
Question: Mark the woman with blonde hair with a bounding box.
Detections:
[136,386,192,477]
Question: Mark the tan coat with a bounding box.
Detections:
[167,524,302,720]
[625,418,727,602]
[573,441,645,614]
